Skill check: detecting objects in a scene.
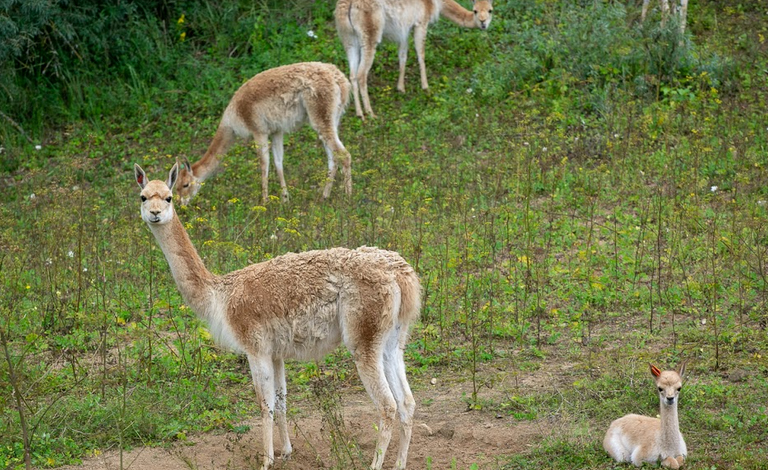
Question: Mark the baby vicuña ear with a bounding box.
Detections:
[677,361,687,379]
[167,163,179,190]
[649,363,662,378]
[134,164,147,189]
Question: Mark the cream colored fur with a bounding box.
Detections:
[134,164,421,470]
[642,0,689,35]
[335,0,492,118]
[175,62,352,204]
[604,363,688,468]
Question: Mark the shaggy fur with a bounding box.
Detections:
[135,164,421,470]
[175,62,352,204]
[335,0,492,118]
[604,363,688,468]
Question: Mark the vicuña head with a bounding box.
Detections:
[471,0,493,30]
[604,362,688,469]
[134,163,421,470]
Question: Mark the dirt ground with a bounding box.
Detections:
[58,375,548,470]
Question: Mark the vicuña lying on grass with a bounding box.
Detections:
[134,163,421,470]
[641,0,689,35]
[335,0,493,118]
[176,62,352,204]
[604,363,688,469]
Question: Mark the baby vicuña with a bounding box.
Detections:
[604,363,688,468]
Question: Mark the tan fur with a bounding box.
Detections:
[642,0,688,35]
[604,363,688,468]
[175,62,352,204]
[335,0,492,118]
[134,164,421,470]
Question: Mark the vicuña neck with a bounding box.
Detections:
[440,0,477,28]
[660,404,681,447]
[192,126,232,180]
[148,213,217,316]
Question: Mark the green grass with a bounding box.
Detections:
[1,0,768,468]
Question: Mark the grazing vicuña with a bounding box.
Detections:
[176,62,352,204]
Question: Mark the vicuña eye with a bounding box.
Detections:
[658,387,663,392]
[677,387,682,391]
[166,196,172,203]
[489,9,493,14]
[474,10,478,14]
[183,183,190,188]
[141,195,147,202]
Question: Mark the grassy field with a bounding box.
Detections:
[1,0,767,468]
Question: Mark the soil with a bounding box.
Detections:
[58,375,548,470]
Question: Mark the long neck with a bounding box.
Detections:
[440,0,477,28]
[149,213,217,316]
[192,125,234,181]
[660,402,681,448]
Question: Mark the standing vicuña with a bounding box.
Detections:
[176,62,352,204]
[604,363,688,468]
[641,0,689,35]
[134,163,421,470]
[335,0,493,118]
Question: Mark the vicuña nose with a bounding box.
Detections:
[150,210,160,216]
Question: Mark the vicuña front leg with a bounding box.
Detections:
[662,456,680,469]
[273,357,292,459]
[248,354,277,469]
[271,132,290,203]
[255,134,271,203]
[413,23,429,90]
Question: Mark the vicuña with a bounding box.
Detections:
[604,363,688,469]
[335,0,493,118]
[641,0,689,35]
[135,163,421,469]
[175,62,352,204]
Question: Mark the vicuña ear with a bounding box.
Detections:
[182,156,192,173]
[134,164,147,189]
[649,363,662,378]
[677,361,687,379]
[168,162,179,190]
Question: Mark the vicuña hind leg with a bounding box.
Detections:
[355,351,397,470]
[383,344,415,470]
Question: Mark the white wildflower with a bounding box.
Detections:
[542,147,548,152]
[307,30,317,39]
[758,200,767,206]
[466,88,473,94]
[29,193,36,200]
[68,250,74,258]
[711,186,718,192]
[35,145,42,150]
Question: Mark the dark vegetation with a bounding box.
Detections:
[1,0,767,468]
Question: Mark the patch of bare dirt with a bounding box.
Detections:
[57,379,548,470]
